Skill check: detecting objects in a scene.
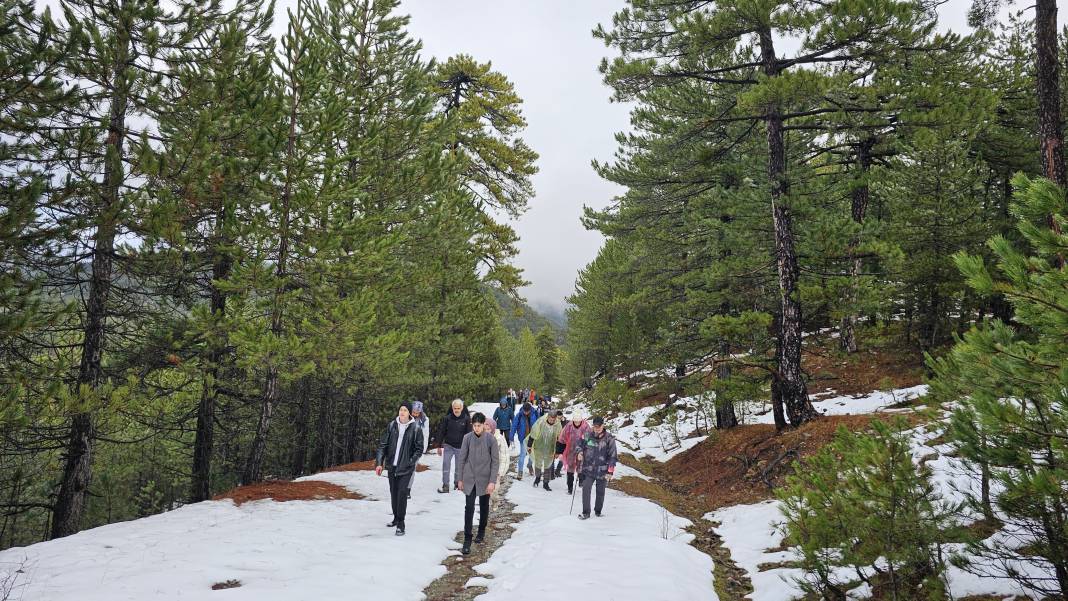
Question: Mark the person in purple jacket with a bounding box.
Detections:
[576,415,618,520]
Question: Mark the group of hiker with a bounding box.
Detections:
[374,391,618,555]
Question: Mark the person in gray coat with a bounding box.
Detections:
[457,412,500,555]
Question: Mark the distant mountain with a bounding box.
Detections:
[530,301,567,331]
[489,288,565,343]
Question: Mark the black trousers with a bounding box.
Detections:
[581,476,607,515]
[388,471,413,525]
[464,492,490,539]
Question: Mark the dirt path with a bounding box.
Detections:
[422,476,528,601]
[613,454,754,601]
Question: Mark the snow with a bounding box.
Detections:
[746,385,930,425]
[0,455,470,601]
[470,473,717,601]
[706,409,1047,601]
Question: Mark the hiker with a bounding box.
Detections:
[406,401,431,499]
[457,412,500,555]
[528,409,563,491]
[484,416,510,508]
[510,402,537,480]
[576,416,618,520]
[436,399,471,493]
[374,401,424,536]
[492,397,514,446]
[558,408,591,494]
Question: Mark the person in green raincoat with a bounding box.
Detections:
[527,410,563,491]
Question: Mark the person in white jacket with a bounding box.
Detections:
[406,401,431,499]
[484,416,510,509]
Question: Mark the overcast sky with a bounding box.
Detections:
[400,1,630,315]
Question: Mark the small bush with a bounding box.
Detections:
[777,418,958,600]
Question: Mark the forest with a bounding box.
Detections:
[0,0,561,547]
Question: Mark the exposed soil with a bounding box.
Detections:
[422,477,527,601]
[660,414,918,512]
[320,459,429,473]
[211,579,242,590]
[802,330,926,397]
[213,480,364,505]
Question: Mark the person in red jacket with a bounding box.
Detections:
[558,408,591,495]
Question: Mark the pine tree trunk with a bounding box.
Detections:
[243,70,298,485]
[51,17,131,539]
[770,313,788,431]
[759,27,816,428]
[191,201,233,502]
[714,344,738,429]
[840,139,873,353]
[290,377,312,477]
[1035,0,1064,188]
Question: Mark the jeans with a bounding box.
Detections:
[442,444,460,486]
[388,471,413,525]
[517,442,529,475]
[581,476,607,516]
[464,492,490,540]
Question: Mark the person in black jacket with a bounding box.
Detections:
[435,399,471,493]
[375,401,424,536]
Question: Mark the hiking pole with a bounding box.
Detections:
[569,458,581,515]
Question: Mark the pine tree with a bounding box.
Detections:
[930,175,1068,599]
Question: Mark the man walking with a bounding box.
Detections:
[492,397,514,447]
[576,416,617,520]
[457,413,500,555]
[406,401,430,499]
[528,409,563,491]
[436,399,471,493]
[558,408,591,494]
[509,402,537,480]
[374,402,424,536]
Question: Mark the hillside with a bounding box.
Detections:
[490,288,566,343]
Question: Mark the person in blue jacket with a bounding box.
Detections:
[510,402,538,480]
[492,397,515,446]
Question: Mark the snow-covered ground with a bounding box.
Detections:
[706,411,1047,601]
[0,456,469,601]
[469,469,716,601]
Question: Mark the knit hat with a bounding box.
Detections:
[485,417,497,431]
[592,415,605,426]
[399,401,413,414]
[411,401,424,413]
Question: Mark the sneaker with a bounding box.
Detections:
[407,491,411,499]
[578,513,590,520]
[595,511,603,517]
[533,475,540,487]
[462,539,472,555]
[395,525,405,536]
[516,472,523,481]
[387,520,396,527]
[438,484,449,494]
[543,481,552,492]
[567,486,573,495]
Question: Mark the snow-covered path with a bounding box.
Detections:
[469,470,717,601]
[0,455,470,601]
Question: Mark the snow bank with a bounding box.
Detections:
[471,472,717,600]
[0,456,470,601]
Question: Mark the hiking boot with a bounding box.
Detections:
[595,511,603,517]
[543,479,552,492]
[474,530,485,544]
[395,524,405,536]
[578,513,590,520]
[387,520,397,527]
[567,486,573,495]
[516,472,523,481]
[407,491,411,499]
[438,484,449,494]
[554,464,563,478]
[462,538,472,555]
[527,464,534,476]
[533,473,540,487]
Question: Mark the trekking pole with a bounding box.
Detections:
[569,459,581,515]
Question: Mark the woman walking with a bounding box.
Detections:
[374,402,424,536]
[457,413,500,555]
